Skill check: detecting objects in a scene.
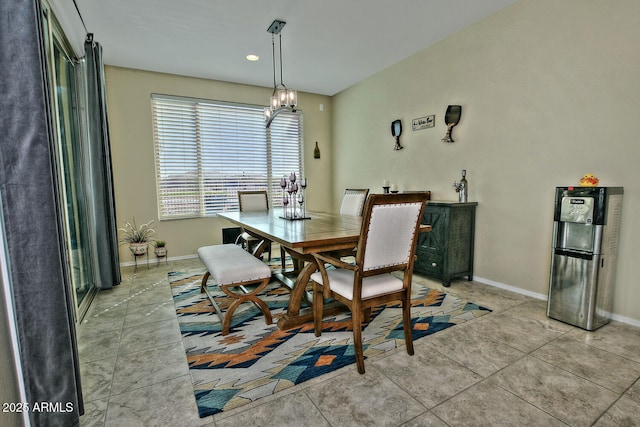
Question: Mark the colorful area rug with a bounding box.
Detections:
[169,260,491,418]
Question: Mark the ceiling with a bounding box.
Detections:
[73,0,519,96]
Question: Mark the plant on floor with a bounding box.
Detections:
[154,240,167,257]
[119,219,155,256]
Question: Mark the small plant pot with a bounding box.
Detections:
[155,247,167,257]
[129,242,148,256]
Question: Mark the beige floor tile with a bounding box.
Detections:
[79,356,117,402]
[105,375,209,427]
[401,411,448,427]
[627,377,640,403]
[425,324,526,377]
[117,317,182,356]
[488,356,620,426]
[216,392,330,427]
[568,321,640,363]
[372,342,482,408]
[122,299,178,328]
[306,367,426,426]
[77,329,121,364]
[78,398,108,427]
[593,396,640,426]
[77,257,640,426]
[532,334,640,393]
[438,279,531,312]
[432,380,567,427]
[466,311,566,353]
[110,341,189,395]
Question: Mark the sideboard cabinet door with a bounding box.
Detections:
[414,201,477,287]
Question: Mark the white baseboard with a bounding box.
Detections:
[474,276,640,328]
[474,276,548,301]
[119,253,198,267]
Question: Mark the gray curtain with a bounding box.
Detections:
[84,35,121,289]
[0,0,82,425]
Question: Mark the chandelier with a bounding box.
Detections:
[264,19,297,128]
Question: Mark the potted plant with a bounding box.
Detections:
[154,240,167,257]
[119,219,155,256]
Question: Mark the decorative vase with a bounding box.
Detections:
[129,242,147,256]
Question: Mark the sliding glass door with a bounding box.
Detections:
[44,4,96,319]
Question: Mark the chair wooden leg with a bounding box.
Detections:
[352,308,365,374]
[200,271,211,293]
[221,298,243,336]
[217,278,273,332]
[241,277,273,326]
[403,295,414,356]
[363,307,371,323]
[313,282,323,337]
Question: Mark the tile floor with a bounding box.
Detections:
[78,257,640,426]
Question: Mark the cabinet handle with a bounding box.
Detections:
[431,262,437,267]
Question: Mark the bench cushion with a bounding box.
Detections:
[197,244,271,285]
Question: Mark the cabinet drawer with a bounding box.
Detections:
[415,250,443,277]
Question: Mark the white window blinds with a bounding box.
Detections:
[151,94,303,219]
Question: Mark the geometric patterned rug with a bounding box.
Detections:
[169,263,492,418]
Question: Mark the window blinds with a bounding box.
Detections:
[151,94,303,219]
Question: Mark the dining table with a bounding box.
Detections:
[218,208,431,330]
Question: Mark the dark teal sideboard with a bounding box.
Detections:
[414,201,477,287]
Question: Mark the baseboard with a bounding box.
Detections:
[474,275,640,328]
[609,313,640,328]
[119,253,198,268]
[474,276,548,301]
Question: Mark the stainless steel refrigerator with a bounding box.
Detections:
[547,186,624,330]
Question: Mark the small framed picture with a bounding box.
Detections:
[412,115,435,131]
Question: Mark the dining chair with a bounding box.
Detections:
[236,191,271,260]
[339,188,369,216]
[310,192,429,374]
[236,190,286,266]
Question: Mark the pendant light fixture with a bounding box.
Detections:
[264,19,297,128]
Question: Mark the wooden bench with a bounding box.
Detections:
[197,244,273,335]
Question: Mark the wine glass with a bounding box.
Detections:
[282,194,289,217]
[298,192,304,218]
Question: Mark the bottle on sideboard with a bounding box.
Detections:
[458,169,468,203]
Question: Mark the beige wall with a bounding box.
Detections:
[106,0,640,324]
[105,67,332,263]
[331,0,640,323]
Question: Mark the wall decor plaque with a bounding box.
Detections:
[412,115,435,131]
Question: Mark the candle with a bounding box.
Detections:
[390,184,397,192]
[383,179,389,187]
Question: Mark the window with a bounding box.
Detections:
[151,94,303,219]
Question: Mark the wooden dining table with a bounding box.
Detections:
[218,209,431,330]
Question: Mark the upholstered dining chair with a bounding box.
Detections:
[310,192,429,374]
[236,190,285,265]
[339,188,369,216]
[236,191,271,259]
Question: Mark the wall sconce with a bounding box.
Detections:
[391,119,403,150]
[441,105,462,143]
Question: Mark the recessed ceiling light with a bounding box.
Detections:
[246,54,259,61]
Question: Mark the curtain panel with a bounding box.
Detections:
[0,0,83,425]
[84,36,121,289]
